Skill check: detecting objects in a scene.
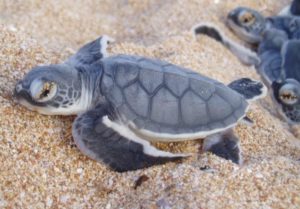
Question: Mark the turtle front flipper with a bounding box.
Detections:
[203,130,242,165]
[228,78,267,101]
[193,23,260,66]
[72,105,187,172]
[66,35,114,67]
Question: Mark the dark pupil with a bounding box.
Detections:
[41,89,50,98]
[243,15,253,23]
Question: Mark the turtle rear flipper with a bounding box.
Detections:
[228,78,267,101]
[66,35,114,67]
[203,130,242,165]
[193,24,260,66]
[72,104,187,172]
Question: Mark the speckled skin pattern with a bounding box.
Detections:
[100,55,248,135]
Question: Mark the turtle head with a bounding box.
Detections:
[227,7,266,44]
[272,79,300,123]
[14,64,92,115]
[14,35,113,115]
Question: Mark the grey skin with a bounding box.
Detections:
[14,36,266,172]
[193,6,300,124]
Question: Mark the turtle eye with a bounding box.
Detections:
[30,79,57,102]
[279,84,298,105]
[239,12,255,25]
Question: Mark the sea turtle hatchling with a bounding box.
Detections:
[193,5,300,124]
[14,36,266,172]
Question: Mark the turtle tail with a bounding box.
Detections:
[228,78,267,101]
[192,23,260,66]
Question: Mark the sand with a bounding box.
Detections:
[0,0,299,208]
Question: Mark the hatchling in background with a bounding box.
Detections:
[193,1,300,125]
[14,36,266,172]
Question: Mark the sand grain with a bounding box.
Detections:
[0,0,299,208]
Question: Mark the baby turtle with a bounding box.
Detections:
[14,36,266,172]
[193,6,300,124]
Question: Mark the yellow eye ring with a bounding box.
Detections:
[38,82,55,99]
[30,79,57,102]
[239,12,255,25]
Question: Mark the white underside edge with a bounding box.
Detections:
[126,104,249,142]
[102,116,190,157]
[134,120,239,142]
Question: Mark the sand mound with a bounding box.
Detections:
[0,0,299,208]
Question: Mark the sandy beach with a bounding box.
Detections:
[0,0,299,208]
